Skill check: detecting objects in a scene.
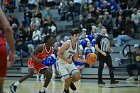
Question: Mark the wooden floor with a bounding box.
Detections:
[4,77,140,93]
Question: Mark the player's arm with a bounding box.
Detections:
[30,45,43,64]
[57,41,72,64]
[0,8,15,67]
[73,45,87,63]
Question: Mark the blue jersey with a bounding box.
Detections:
[85,48,93,58]
[80,39,88,49]
[72,57,84,66]
[74,61,84,66]
[87,34,94,43]
[42,56,56,67]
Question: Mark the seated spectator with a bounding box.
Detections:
[32,27,42,47]
[43,16,57,36]
[113,16,125,37]
[58,0,69,21]
[126,44,140,81]
[38,0,46,10]
[115,17,134,47]
[119,0,128,10]
[84,41,95,67]
[18,0,28,11]
[27,0,37,10]
[79,31,90,49]
[102,12,113,33]
[131,8,140,33]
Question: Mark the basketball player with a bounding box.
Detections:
[10,35,55,93]
[95,28,119,84]
[57,28,87,93]
[0,8,15,93]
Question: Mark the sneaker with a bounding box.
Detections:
[97,81,105,84]
[39,90,46,93]
[110,80,119,84]
[10,84,17,93]
[70,82,76,91]
[126,77,134,81]
[63,89,70,93]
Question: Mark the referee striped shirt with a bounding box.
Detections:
[96,36,110,52]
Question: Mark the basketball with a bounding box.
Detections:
[86,53,97,64]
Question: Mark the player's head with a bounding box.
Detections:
[44,35,55,46]
[101,27,107,36]
[70,28,80,41]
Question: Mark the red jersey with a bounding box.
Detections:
[28,43,54,73]
[0,34,6,45]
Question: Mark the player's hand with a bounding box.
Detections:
[7,51,15,67]
[82,60,87,63]
[67,59,73,64]
[101,51,107,56]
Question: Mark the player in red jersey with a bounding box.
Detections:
[10,35,55,93]
[0,8,15,93]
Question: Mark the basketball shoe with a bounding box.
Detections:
[39,90,46,93]
[63,89,70,93]
[10,84,17,93]
[70,82,76,90]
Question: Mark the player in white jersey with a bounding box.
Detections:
[57,28,87,93]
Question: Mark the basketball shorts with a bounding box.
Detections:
[27,60,46,73]
[56,62,79,80]
[0,44,7,77]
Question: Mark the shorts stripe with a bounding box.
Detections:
[70,69,78,74]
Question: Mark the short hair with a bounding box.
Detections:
[44,35,52,42]
[70,28,80,36]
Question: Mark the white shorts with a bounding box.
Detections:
[56,62,79,80]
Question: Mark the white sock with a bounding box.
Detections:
[14,81,20,86]
[41,87,46,92]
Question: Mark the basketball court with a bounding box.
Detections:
[4,77,140,93]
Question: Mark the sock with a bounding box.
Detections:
[41,87,46,92]
[14,81,20,86]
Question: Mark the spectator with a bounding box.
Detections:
[102,12,113,33]
[84,41,95,67]
[115,17,134,47]
[126,44,140,81]
[113,16,125,37]
[131,8,140,32]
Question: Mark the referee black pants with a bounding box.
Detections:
[98,52,115,82]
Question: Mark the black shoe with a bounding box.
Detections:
[39,90,46,93]
[110,80,119,84]
[63,89,70,93]
[97,81,105,84]
[10,84,17,93]
[70,82,76,91]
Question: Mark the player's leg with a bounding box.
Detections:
[39,68,52,93]
[10,68,34,93]
[68,63,80,91]
[0,77,4,93]
[56,63,70,93]
[0,44,7,93]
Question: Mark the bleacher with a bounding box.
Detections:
[6,0,140,80]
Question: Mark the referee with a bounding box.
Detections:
[95,28,119,84]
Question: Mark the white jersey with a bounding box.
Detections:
[58,40,78,64]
